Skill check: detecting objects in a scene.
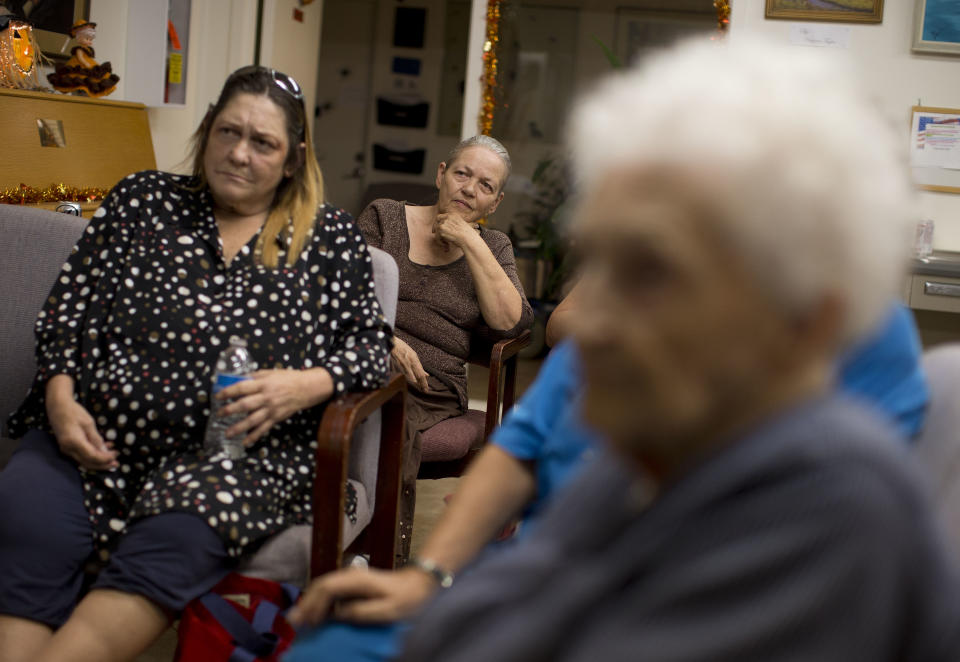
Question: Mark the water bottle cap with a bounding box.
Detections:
[228,336,248,347]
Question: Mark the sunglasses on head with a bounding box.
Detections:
[227,65,304,104]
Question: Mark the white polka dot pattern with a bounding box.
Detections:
[7,170,392,557]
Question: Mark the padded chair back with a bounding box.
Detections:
[0,205,88,466]
[347,247,398,500]
[368,246,398,325]
[914,342,960,557]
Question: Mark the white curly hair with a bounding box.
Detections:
[567,37,915,344]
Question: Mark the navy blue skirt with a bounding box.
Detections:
[0,430,233,627]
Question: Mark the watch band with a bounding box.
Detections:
[409,557,454,588]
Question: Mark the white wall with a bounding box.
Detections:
[91,0,960,247]
[88,0,128,100]
[259,0,324,124]
[91,0,318,173]
[147,0,258,172]
[492,3,715,234]
[460,0,487,141]
[730,0,960,250]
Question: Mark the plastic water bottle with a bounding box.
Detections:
[203,336,255,459]
[915,218,935,259]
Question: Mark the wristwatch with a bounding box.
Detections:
[409,557,455,588]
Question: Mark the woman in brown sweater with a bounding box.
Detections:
[357,135,533,561]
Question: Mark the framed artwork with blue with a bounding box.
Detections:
[914,0,960,55]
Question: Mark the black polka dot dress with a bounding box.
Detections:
[7,170,392,559]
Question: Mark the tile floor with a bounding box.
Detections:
[411,355,544,557]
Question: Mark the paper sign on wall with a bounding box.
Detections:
[789,24,851,49]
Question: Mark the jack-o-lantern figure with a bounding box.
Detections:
[0,10,44,89]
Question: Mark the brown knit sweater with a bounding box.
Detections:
[357,198,534,409]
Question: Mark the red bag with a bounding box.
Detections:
[175,573,300,662]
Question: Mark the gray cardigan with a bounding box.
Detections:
[399,396,960,662]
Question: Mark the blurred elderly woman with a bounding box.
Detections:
[357,135,533,560]
[393,38,960,661]
[0,66,390,662]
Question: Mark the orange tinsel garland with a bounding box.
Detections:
[0,182,108,205]
[715,0,731,33]
[478,0,502,136]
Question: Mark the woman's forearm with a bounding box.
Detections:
[419,444,536,572]
[300,367,335,407]
[46,374,77,409]
[460,233,523,330]
[545,280,582,347]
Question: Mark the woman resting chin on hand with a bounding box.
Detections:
[356,135,534,563]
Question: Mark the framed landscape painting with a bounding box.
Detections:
[913,0,960,55]
[765,0,884,24]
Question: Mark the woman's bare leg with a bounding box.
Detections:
[0,615,53,662]
[33,589,169,662]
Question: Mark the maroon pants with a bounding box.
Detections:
[397,375,462,564]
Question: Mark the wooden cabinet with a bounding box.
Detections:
[907,253,960,347]
[0,88,155,217]
[909,273,960,315]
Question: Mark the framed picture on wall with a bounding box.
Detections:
[764,0,883,24]
[913,0,960,55]
[3,0,91,61]
[909,105,960,194]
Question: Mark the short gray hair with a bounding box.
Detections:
[568,37,915,344]
[447,135,512,190]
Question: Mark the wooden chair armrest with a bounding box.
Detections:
[315,373,407,442]
[310,373,407,577]
[482,330,532,438]
[489,329,531,366]
[467,330,531,367]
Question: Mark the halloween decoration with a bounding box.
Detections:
[47,19,119,97]
[0,9,45,89]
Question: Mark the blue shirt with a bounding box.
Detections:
[493,304,929,522]
[837,304,928,439]
[491,340,600,519]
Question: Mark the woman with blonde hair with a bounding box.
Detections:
[0,65,391,662]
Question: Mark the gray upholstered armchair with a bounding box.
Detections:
[0,203,406,585]
[915,343,960,558]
